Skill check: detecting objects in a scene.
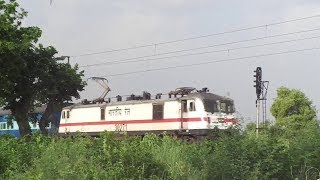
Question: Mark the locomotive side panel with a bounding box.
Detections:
[59,101,183,134]
[59,106,112,134]
[105,103,152,121]
[72,107,100,122]
[58,91,239,136]
[104,101,181,132]
[71,107,104,133]
[182,98,209,130]
[163,101,180,119]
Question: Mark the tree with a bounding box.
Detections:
[0,98,4,106]
[37,57,86,135]
[270,87,317,131]
[0,0,42,136]
[0,0,86,136]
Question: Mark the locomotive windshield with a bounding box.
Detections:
[203,99,235,114]
[203,100,219,113]
[219,100,235,114]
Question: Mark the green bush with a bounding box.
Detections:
[1,127,320,180]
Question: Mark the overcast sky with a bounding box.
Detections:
[18,0,320,123]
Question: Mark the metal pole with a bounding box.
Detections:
[256,99,260,136]
[263,99,267,125]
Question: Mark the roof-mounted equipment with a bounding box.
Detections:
[88,77,111,103]
[168,87,196,98]
[197,87,209,93]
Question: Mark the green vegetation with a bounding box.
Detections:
[1,86,318,179]
[0,0,86,136]
[0,128,319,180]
[271,87,317,134]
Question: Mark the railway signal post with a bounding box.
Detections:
[253,67,269,136]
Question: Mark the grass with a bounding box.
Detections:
[0,128,320,180]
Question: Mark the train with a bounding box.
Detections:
[59,87,238,137]
[0,106,60,137]
[0,87,238,137]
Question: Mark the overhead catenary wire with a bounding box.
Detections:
[80,29,320,68]
[72,14,320,57]
[100,47,320,77]
[82,35,320,67]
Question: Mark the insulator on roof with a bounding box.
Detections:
[116,95,122,102]
[82,99,90,105]
[156,93,162,99]
[197,87,209,93]
[202,87,209,92]
[143,91,151,100]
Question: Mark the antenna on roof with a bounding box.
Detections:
[88,77,111,103]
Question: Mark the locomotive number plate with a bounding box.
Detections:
[115,124,127,132]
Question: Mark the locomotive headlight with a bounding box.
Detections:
[217,118,224,123]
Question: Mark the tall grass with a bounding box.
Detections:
[0,128,320,180]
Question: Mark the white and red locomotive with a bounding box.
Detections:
[58,87,238,136]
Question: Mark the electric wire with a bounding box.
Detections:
[80,29,320,68]
[82,35,320,67]
[72,14,320,57]
[100,47,320,77]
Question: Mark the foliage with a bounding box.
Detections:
[271,87,317,131]
[0,0,86,136]
[0,129,319,180]
[0,98,4,106]
[0,0,46,136]
[36,47,86,135]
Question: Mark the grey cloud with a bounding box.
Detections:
[17,0,320,122]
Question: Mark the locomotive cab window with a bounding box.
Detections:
[219,100,235,114]
[203,100,219,113]
[189,101,196,111]
[101,108,105,120]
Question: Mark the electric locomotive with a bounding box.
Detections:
[59,87,238,136]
